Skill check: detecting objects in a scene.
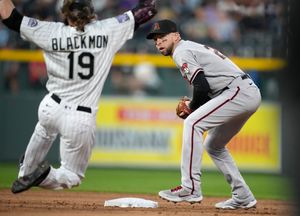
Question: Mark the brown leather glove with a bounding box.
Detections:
[176,96,192,119]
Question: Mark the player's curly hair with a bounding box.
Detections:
[61,0,96,32]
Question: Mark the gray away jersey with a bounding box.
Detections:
[172,40,244,97]
[20,11,135,109]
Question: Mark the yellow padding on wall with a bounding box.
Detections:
[0,49,286,71]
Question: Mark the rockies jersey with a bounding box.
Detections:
[20,11,135,109]
[172,40,245,97]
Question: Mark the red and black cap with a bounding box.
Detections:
[146,19,178,39]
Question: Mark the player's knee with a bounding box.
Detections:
[204,144,223,155]
[56,167,82,189]
[205,145,220,158]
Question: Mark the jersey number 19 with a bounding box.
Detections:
[68,52,94,80]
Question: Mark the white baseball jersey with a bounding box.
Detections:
[17,11,135,190]
[173,40,244,97]
[20,11,135,109]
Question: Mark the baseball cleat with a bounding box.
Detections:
[11,161,51,194]
[215,198,257,210]
[158,186,203,203]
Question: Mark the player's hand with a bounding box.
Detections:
[176,96,192,119]
[0,0,15,20]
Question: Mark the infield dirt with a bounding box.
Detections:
[0,189,296,216]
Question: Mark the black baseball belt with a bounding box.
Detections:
[51,94,92,114]
[241,73,251,80]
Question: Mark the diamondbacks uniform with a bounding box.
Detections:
[173,40,261,203]
[173,40,244,97]
[18,11,135,189]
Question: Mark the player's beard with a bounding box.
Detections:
[160,46,173,56]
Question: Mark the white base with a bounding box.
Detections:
[104,197,158,208]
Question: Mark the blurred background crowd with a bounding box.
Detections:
[0,0,285,100]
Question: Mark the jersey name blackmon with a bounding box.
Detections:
[51,35,109,51]
[20,11,135,107]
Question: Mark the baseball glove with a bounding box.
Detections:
[176,96,192,119]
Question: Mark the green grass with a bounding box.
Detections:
[0,163,292,200]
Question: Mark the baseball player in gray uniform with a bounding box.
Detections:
[147,20,261,209]
[0,0,157,193]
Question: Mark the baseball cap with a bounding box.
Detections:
[146,19,178,39]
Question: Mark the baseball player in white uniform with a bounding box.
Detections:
[147,20,261,209]
[0,0,157,193]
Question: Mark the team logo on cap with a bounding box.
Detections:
[181,63,190,76]
[153,23,160,30]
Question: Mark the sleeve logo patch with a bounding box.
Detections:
[116,14,130,23]
[181,63,190,75]
[28,18,38,27]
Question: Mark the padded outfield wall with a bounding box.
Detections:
[0,50,285,172]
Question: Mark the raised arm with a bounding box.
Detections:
[0,0,23,33]
[131,0,157,31]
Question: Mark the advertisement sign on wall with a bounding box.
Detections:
[90,98,281,172]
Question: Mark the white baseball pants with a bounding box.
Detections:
[18,93,96,190]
